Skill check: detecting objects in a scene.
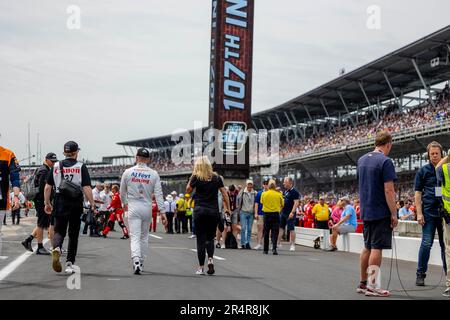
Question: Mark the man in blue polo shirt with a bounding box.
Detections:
[278,177,300,252]
[414,141,447,286]
[356,131,398,297]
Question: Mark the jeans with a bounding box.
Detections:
[240,211,254,246]
[417,216,447,275]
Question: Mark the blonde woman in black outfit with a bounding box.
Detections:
[186,156,230,275]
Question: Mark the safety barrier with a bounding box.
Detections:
[295,226,444,266]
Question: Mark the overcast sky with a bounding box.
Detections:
[1,0,449,164]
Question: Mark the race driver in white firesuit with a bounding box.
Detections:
[120,147,165,274]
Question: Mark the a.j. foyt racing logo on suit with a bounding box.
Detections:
[131,171,152,184]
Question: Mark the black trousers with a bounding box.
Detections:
[176,211,187,233]
[194,209,218,266]
[11,209,20,225]
[263,213,280,252]
[166,212,174,233]
[186,215,193,233]
[53,200,83,264]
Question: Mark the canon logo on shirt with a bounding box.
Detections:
[54,168,81,174]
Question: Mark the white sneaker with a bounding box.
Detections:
[133,261,141,275]
[290,244,296,252]
[64,262,75,274]
[189,234,196,239]
[254,244,262,250]
[195,267,205,275]
[221,244,225,249]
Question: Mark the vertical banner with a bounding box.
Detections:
[209,0,254,178]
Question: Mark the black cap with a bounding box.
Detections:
[64,141,80,153]
[45,152,58,162]
[136,147,150,158]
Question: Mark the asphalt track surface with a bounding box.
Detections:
[0,216,447,300]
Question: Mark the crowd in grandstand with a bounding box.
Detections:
[280,97,450,159]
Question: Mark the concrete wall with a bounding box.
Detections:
[295,227,445,266]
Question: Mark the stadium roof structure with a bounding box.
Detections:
[118,25,450,149]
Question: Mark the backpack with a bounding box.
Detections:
[22,168,40,201]
[225,231,238,249]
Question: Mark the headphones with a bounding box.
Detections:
[426,141,444,159]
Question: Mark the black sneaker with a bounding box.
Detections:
[207,262,215,275]
[416,273,426,286]
[245,243,251,250]
[121,235,129,240]
[21,240,33,252]
[36,247,50,255]
[241,245,246,249]
[89,233,101,238]
[272,250,278,255]
[216,243,221,249]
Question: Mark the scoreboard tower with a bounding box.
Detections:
[208,0,255,179]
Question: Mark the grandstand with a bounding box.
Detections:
[117,26,449,197]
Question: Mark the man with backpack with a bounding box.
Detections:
[21,153,58,254]
[44,141,97,274]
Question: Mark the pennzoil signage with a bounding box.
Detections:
[209,0,254,177]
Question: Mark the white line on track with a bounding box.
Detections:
[149,234,163,240]
[190,249,226,261]
[0,239,49,281]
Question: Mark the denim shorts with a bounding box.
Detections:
[280,214,295,231]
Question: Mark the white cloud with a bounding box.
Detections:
[1,0,449,162]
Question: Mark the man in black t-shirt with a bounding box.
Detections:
[21,153,58,254]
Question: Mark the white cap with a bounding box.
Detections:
[179,193,184,198]
[166,195,173,201]
[246,179,253,185]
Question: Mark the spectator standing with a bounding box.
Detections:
[356,131,398,297]
[415,141,447,286]
[164,195,176,234]
[9,191,25,224]
[277,177,300,252]
[175,194,187,234]
[261,179,284,255]
[312,197,330,230]
[237,180,256,249]
[228,185,240,242]
[253,178,269,250]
